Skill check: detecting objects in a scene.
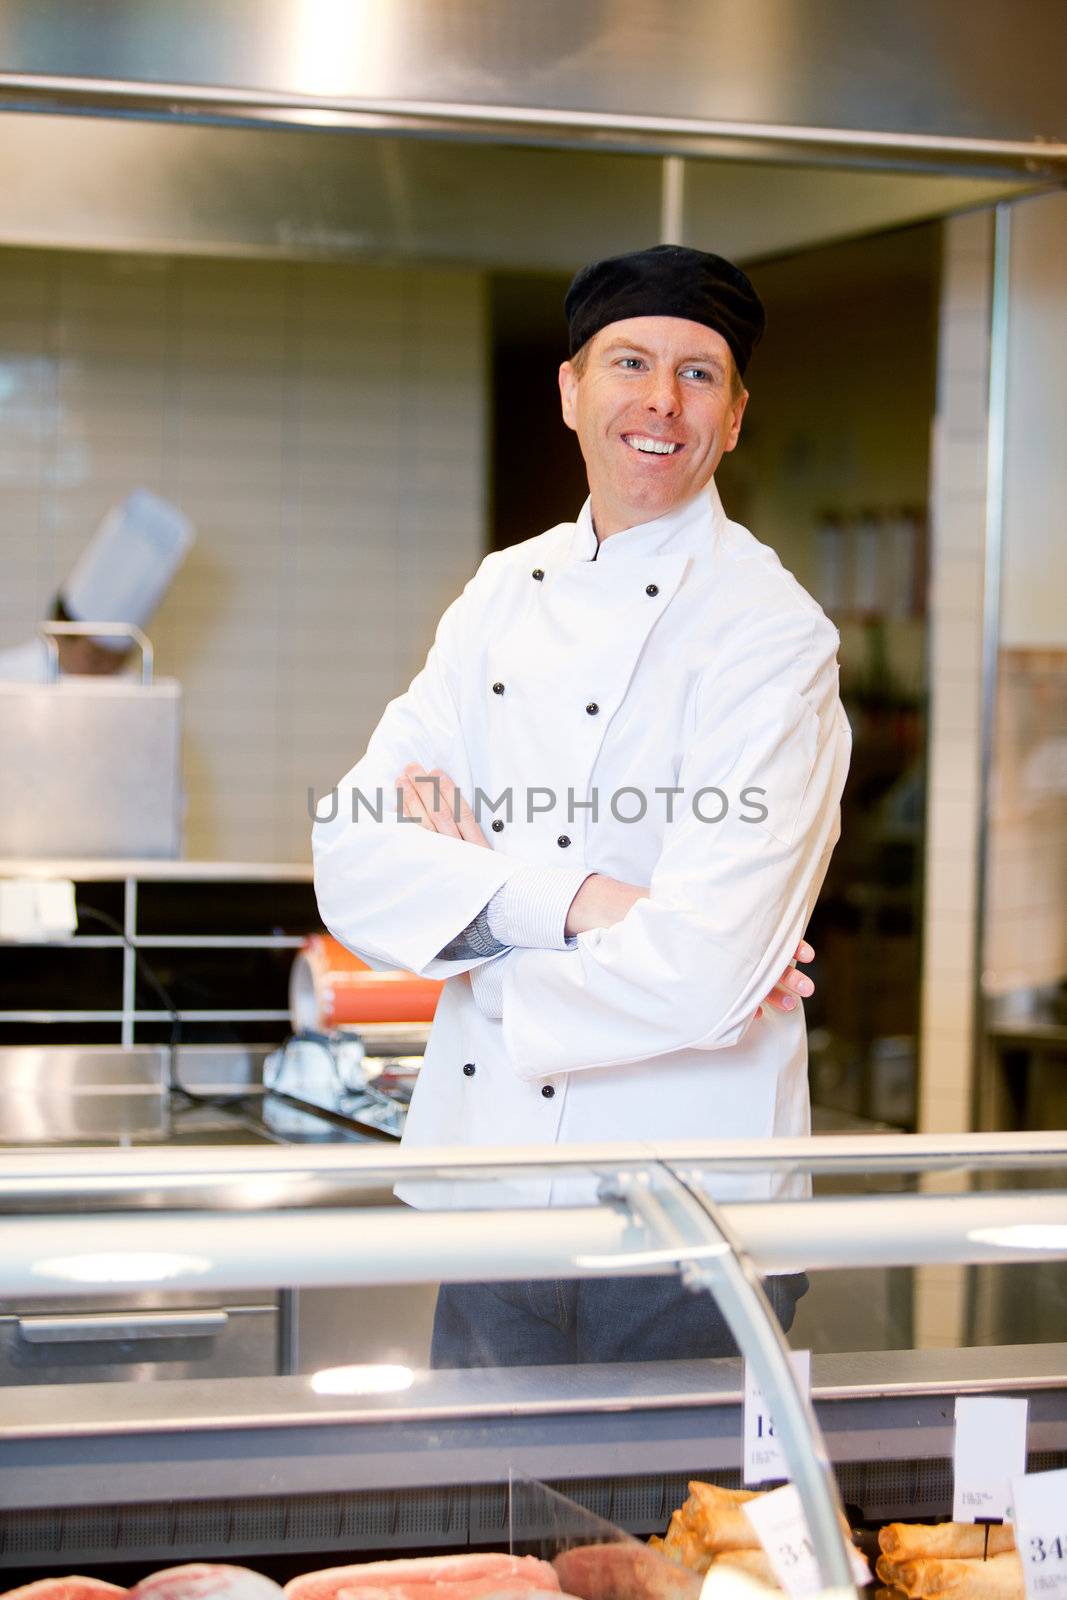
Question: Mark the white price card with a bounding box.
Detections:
[953,1395,1029,1522]
[743,1349,812,1485]
[741,1482,871,1598]
[1012,1469,1067,1600]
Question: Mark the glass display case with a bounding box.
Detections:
[1,1132,1066,1595]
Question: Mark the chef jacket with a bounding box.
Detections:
[312,481,852,1203]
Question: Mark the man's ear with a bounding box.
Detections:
[722,387,749,454]
[558,360,579,432]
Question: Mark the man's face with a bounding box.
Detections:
[558,316,748,537]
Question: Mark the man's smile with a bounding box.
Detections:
[621,433,684,456]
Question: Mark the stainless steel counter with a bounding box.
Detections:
[0,1045,414,1398]
[0,1345,1065,1567]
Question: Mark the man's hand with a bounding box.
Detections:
[754,938,815,1019]
[565,874,815,1019]
[564,873,648,938]
[394,764,488,847]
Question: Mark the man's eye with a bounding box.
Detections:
[619,357,644,369]
[681,366,711,381]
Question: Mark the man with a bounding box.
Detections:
[0,489,193,681]
[312,244,852,1367]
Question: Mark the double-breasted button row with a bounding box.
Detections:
[493,679,598,717]
[530,565,656,597]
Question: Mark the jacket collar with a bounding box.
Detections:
[569,479,727,566]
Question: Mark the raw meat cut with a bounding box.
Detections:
[286,1555,558,1600]
[130,1567,283,1600]
[553,1543,702,1600]
[1,1581,127,1600]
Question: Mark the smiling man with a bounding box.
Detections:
[312,244,852,1368]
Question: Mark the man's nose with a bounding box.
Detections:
[644,371,681,415]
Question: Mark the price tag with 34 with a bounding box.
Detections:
[741,1482,871,1598]
[1012,1469,1067,1600]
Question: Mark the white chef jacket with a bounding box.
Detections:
[312,481,852,1204]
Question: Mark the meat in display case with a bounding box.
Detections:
[0,1133,1065,1598]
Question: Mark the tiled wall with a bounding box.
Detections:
[985,191,1067,1002]
[985,648,1067,996]
[913,211,995,1349]
[918,209,994,1139]
[0,249,487,862]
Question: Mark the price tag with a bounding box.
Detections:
[1012,1469,1067,1600]
[953,1396,1029,1522]
[743,1349,812,1485]
[741,1482,871,1598]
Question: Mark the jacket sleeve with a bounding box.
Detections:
[311,558,531,980]
[489,610,853,1078]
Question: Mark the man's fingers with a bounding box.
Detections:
[396,772,433,830]
[451,786,489,847]
[412,766,463,839]
[764,974,815,1011]
[759,967,816,1015]
[429,768,485,844]
[795,939,815,963]
[395,764,488,845]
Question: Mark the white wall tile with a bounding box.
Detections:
[0,247,487,863]
[920,211,995,1134]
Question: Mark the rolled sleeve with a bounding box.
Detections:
[485,863,592,951]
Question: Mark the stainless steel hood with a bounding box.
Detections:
[0,113,1036,270]
[0,0,1064,169]
[0,0,1060,269]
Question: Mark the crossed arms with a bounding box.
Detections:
[396,763,815,1022]
[311,562,851,1080]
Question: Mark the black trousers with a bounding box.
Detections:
[430,1271,808,1367]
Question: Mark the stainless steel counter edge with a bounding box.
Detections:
[0,858,313,881]
[3,1343,1066,1442]
[3,1129,1066,1179]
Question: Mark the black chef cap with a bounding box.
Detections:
[564,243,765,377]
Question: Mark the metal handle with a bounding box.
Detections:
[16,1310,228,1344]
[38,620,154,685]
[618,1170,857,1597]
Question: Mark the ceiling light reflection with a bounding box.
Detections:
[33,1252,211,1284]
[575,1243,731,1271]
[969,1224,1067,1252]
[311,1363,414,1396]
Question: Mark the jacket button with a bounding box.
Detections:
[491,819,504,833]
[541,1084,555,1098]
[557,835,571,848]
[462,1062,476,1077]
[492,681,505,695]
[646,583,659,597]
[586,702,599,715]
[532,568,544,581]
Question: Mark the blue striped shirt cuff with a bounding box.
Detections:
[486,863,591,950]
